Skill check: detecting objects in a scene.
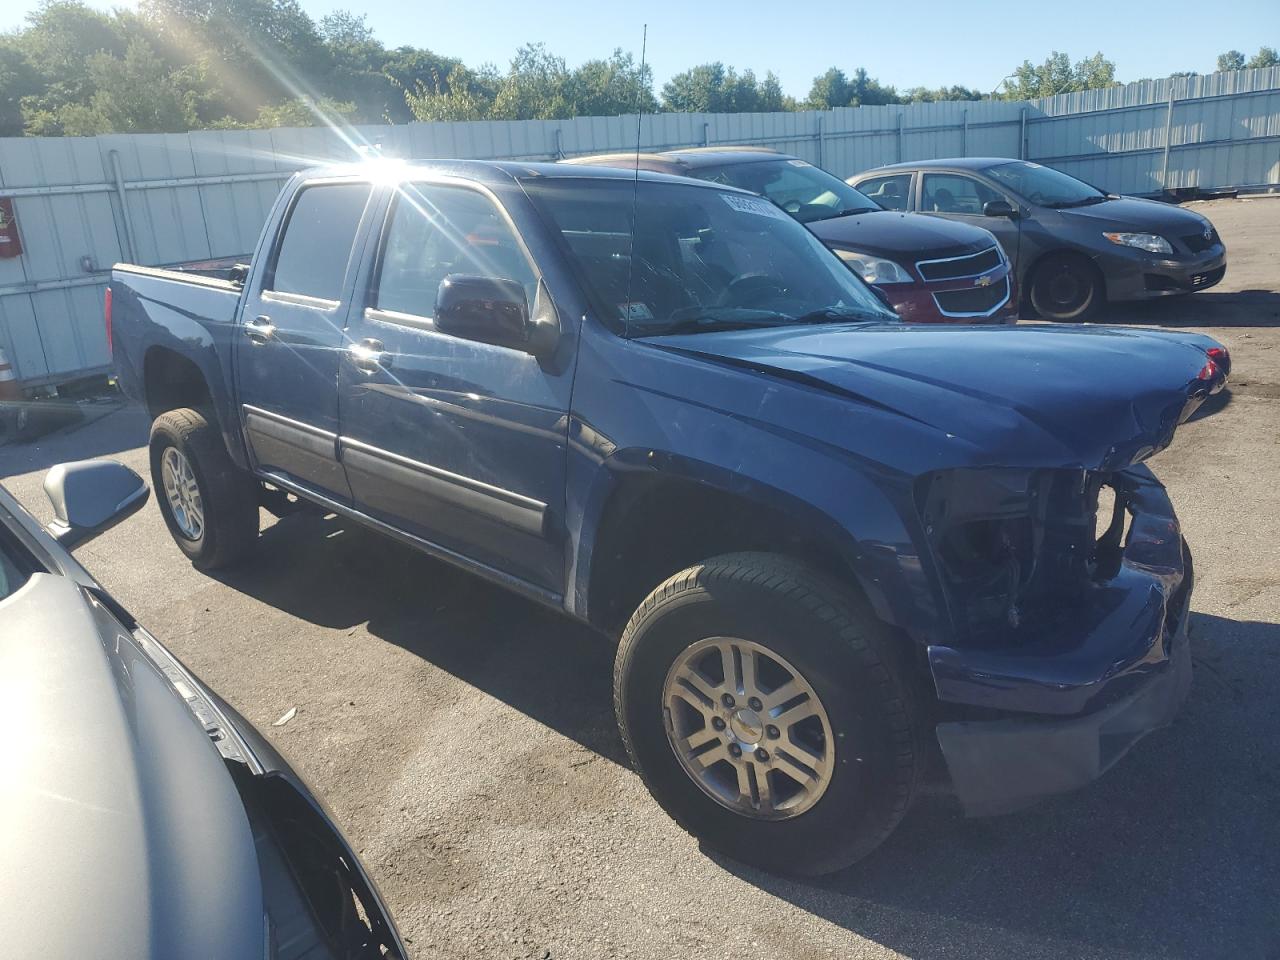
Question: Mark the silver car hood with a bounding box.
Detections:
[0,573,264,960]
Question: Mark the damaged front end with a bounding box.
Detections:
[916,463,1193,815]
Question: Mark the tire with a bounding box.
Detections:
[149,408,259,570]
[614,552,919,876]
[1027,253,1103,322]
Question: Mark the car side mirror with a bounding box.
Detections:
[435,275,560,360]
[44,459,149,550]
[983,200,1018,219]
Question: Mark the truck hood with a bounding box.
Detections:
[808,210,993,261]
[0,574,264,960]
[646,323,1223,471]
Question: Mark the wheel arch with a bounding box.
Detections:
[570,450,938,644]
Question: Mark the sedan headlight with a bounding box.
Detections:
[1103,231,1172,255]
[835,249,913,284]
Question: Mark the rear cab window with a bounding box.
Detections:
[267,182,373,302]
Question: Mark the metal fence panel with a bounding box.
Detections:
[1,66,1278,387]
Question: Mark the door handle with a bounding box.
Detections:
[244,316,276,344]
[349,338,389,372]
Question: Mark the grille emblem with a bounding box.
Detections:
[1204,224,1213,240]
[974,274,994,287]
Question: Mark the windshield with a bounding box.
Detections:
[695,159,881,223]
[523,178,895,337]
[984,160,1107,208]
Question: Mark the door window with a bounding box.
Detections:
[375,184,537,319]
[921,173,1001,215]
[268,182,372,301]
[855,173,913,211]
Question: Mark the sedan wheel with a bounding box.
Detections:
[1029,254,1102,321]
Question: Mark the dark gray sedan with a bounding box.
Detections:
[850,158,1227,321]
[0,461,405,960]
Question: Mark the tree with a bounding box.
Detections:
[803,66,900,109]
[44,38,198,135]
[1247,46,1279,69]
[900,84,985,103]
[1002,51,1118,99]
[250,96,356,127]
[661,62,790,113]
[569,49,656,117]
[403,63,498,121]
[1217,50,1246,72]
[489,43,572,120]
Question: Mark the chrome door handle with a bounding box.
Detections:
[349,338,389,372]
[244,316,276,343]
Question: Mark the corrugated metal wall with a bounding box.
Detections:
[1,66,1277,388]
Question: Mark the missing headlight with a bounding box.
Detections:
[918,468,1127,644]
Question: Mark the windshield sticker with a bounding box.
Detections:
[721,193,790,220]
[786,159,812,167]
[619,301,655,322]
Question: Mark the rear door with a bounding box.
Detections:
[917,171,1021,267]
[336,179,574,593]
[235,178,374,500]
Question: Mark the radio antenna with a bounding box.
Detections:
[622,24,647,339]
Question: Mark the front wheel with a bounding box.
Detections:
[1027,253,1103,321]
[150,408,259,570]
[614,553,919,876]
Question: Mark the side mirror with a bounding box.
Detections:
[435,275,531,351]
[983,200,1018,219]
[435,275,561,360]
[44,460,149,550]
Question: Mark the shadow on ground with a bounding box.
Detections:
[0,401,149,478]
[1104,289,1280,327]
[215,510,626,765]
[218,511,1279,959]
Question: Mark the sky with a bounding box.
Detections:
[3,0,1277,98]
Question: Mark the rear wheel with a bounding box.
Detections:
[614,552,919,876]
[150,408,259,570]
[1028,253,1102,321]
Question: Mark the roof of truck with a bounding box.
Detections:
[295,157,749,191]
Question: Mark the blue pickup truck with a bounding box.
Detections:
[111,159,1227,875]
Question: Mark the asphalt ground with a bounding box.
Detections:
[3,196,1278,960]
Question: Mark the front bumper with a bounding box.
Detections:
[928,466,1194,815]
[1104,245,1227,301]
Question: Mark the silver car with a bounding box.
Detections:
[0,460,405,960]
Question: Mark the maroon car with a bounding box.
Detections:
[563,148,1017,324]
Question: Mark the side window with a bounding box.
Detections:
[921,174,999,215]
[857,173,912,211]
[376,183,537,318]
[269,183,372,301]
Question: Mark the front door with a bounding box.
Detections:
[337,180,574,593]
[235,179,373,501]
[918,172,1022,269]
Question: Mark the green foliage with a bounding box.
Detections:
[1247,47,1279,69]
[803,67,902,109]
[1217,50,1246,72]
[901,84,986,103]
[4,5,1211,137]
[660,63,789,113]
[1001,51,1118,99]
